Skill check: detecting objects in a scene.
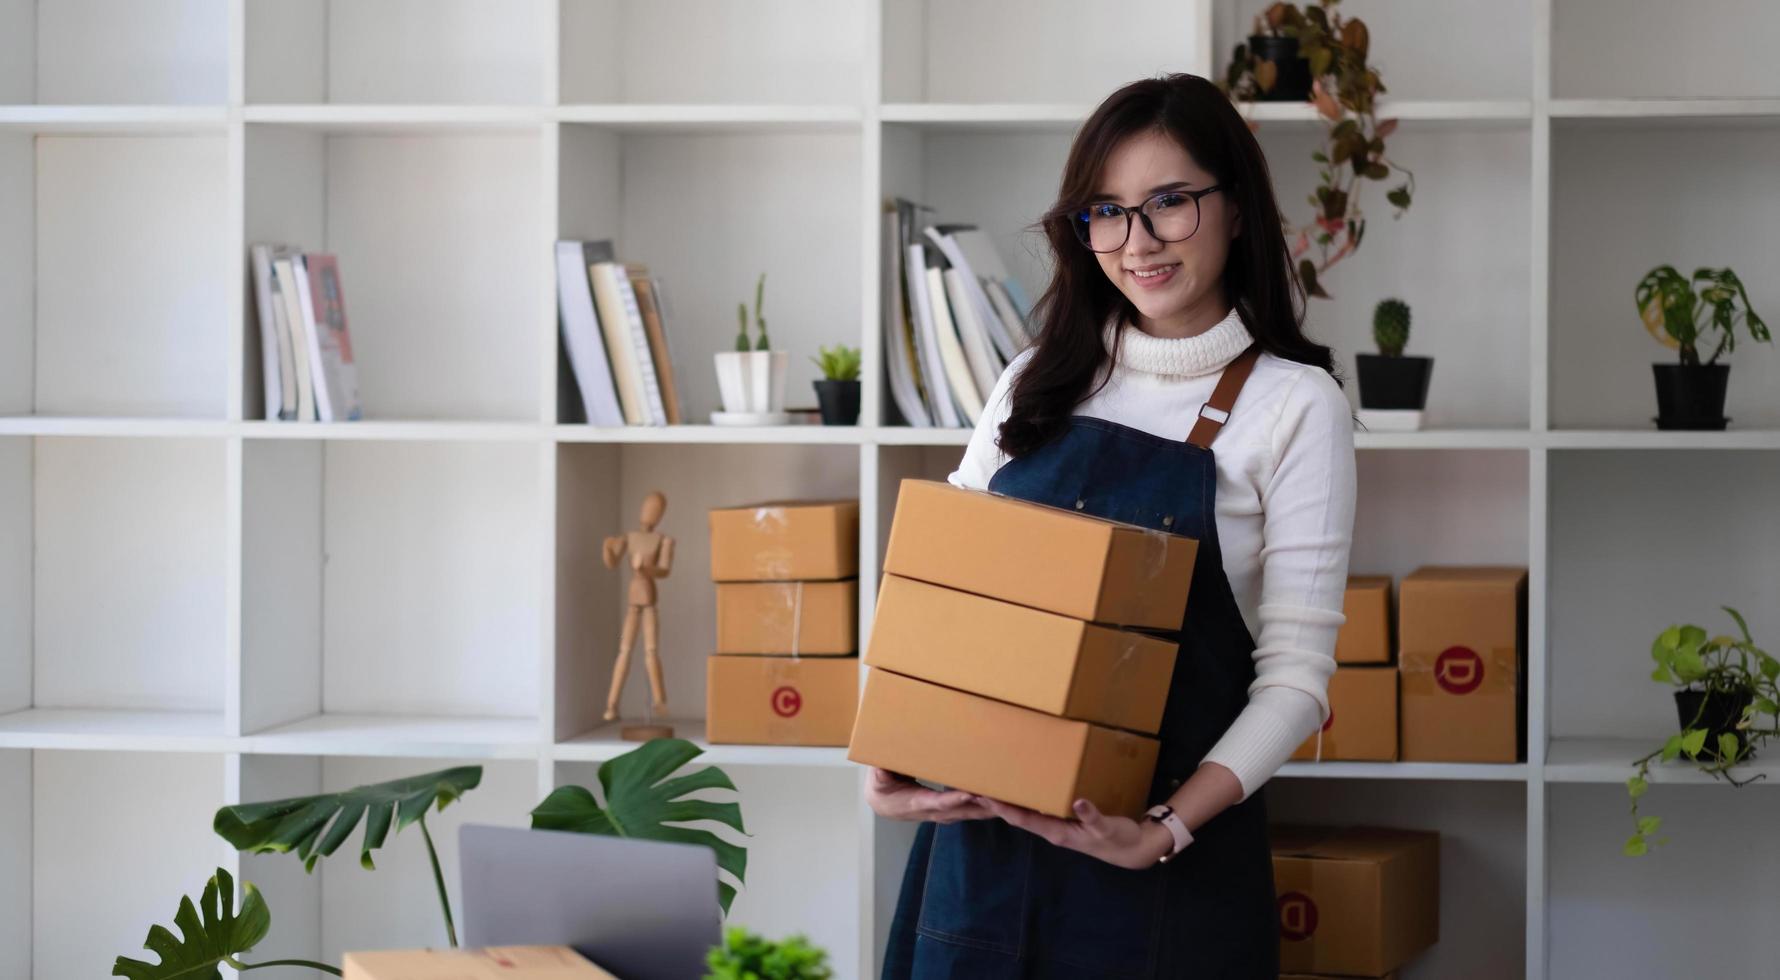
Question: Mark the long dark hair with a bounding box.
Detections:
[998,72,1342,459]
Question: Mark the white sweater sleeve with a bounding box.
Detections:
[1199,367,1356,801]
[946,350,1031,491]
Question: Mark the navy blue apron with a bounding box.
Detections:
[881,344,1278,979]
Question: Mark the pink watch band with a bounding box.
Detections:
[1145,804,1193,863]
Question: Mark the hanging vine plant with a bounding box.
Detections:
[1219,0,1416,299]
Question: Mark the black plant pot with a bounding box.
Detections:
[814,379,860,426]
[1674,688,1755,762]
[1248,35,1313,102]
[1652,363,1730,430]
[1356,354,1435,410]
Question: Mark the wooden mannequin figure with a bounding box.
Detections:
[602,490,675,740]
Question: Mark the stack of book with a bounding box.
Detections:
[882,198,1035,428]
[250,244,363,422]
[556,240,684,427]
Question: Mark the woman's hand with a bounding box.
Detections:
[975,796,1173,870]
[865,768,994,823]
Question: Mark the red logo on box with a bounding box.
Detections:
[771,685,803,718]
[1278,891,1319,940]
[1435,646,1485,695]
[1322,706,1335,732]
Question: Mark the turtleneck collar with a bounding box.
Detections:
[1103,307,1254,378]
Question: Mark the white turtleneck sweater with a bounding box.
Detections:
[948,307,1356,800]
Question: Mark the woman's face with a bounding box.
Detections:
[1089,128,1239,333]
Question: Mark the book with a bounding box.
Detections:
[584,244,650,425]
[951,227,1034,353]
[925,224,1018,365]
[271,254,316,421]
[300,254,362,421]
[924,262,982,423]
[555,241,625,426]
[627,266,682,426]
[905,242,960,427]
[251,244,297,420]
[881,202,930,427]
[942,265,1003,399]
[608,265,666,426]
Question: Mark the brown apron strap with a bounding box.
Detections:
[1186,343,1262,449]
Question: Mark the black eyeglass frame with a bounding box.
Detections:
[1069,184,1228,253]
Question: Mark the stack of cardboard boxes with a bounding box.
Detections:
[706,499,861,746]
[1293,566,1528,764]
[847,480,1199,819]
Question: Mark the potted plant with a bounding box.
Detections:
[1624,607,1779,856]
[714,272,789,423]
[705,926,833,980]
[1219,0,1415,299]
[1355,297,1432,428]
[1635,265,1770,430]
[1233,4,1314,102]
[810,344,861,426]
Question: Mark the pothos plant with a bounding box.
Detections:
[1219,0,1415,299]
[115,739,749,978]
[1624,607,1779,857]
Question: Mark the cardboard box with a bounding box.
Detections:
[867,573,1177,734]
[847,667,1159,819]
[1281,973,1397,979]
[1336,575,1394,664]
[706,654,858,746]
[708,499,858,582]
[1290,666,1398,762]
[715,579,857,655]
[881,479,1197,630]
[344,946,618,980]
[1398,565,1528,763]
[1272,826,1440,977]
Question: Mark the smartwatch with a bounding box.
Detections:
[1144,804,1193,864]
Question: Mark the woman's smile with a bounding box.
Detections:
[1127,262,1180,289]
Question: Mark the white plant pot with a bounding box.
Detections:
[714,350,789,413]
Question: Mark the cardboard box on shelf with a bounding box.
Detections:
[1336,574,1394,664]
[1280,973,1397,980]
[706,654,858,746]
[708,499,858,582]
[1290,666,1398,762]
[881,479,1197,630]
[867,573,1177,734]
[1271,825,1440,977]
[715,579,857,655]
[847,667,1160,819]
[343,946,618,980]
[1398,565,1528,763]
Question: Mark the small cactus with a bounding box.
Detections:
[1373,298,1411,356]
[737,274,770,351]
[735,303,751,352]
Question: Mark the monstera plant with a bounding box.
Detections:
[115,740,747,978]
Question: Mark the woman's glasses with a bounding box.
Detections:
[1070,185,1226,253]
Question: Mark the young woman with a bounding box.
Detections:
[868,73,1357,977]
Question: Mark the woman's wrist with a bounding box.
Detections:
[1162,761,1245,833]
[1140,818,1177,863]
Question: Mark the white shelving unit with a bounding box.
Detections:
[2,1,1776,977]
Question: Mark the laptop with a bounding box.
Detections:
[459,824,722,980]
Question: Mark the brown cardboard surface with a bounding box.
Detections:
[881,479,1196,629]
[1398,565,1528,763]
[1336,575,1394,664]
[715,579,857,655]
[343,946,618,980]
[708,499,859,582]
[847,667,1159,819]
[706,654,858,746]
[1272,826,1440,977]
[1291,666,1398,762]
[1280,973,1397,979]
[866,573,1178,734]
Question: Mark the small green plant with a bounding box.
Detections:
[1625,607,1779,856]
[115,867,340,979]
[1636,265,1770,366]
[810,344,861,382]
[704,926,833,980]
[1372,297,1410,356]
[736,273,770,351]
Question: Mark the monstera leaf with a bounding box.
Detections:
[114,867,339,979]
[532,738,749,914]
[214,766,482,872]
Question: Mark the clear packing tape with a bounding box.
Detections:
[747,505,794,580]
